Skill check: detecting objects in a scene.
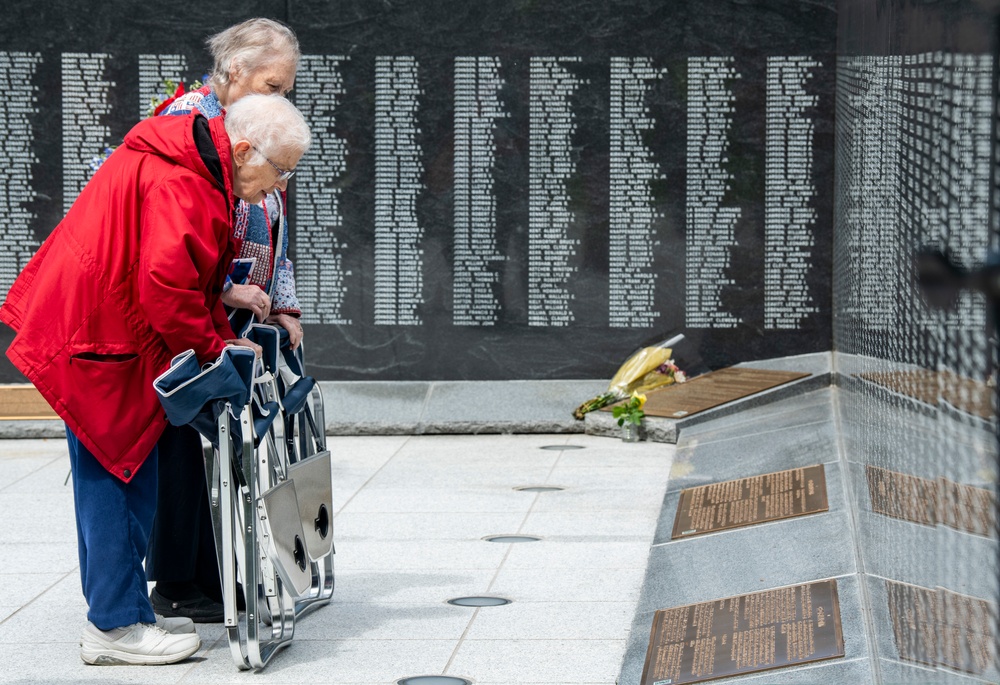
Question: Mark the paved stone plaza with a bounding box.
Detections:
[0,432,670,684]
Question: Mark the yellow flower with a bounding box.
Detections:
[632,391,647,409]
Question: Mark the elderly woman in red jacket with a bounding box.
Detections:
[0,94,310,666]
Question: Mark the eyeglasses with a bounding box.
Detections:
[252,145,296,182]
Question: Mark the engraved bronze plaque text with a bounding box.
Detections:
[867,465,994,537]
[856,369,992,420]
[866,465,937,527]
[938,477,995,538]
[886,580,937,667]
[671,464,828,539]
[640,580,845,685]
[887,580,995,676]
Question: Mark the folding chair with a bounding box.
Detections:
[154,336,334,670]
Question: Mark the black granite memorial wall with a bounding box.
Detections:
[835,0,1000,682]
[0,0,836,381]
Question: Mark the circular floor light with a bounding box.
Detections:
[484,534,540,543]
[540,444,585,451]
[447,596,511,607]
[514,485,565,492]
[397,677,472,685]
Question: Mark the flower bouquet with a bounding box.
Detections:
[572,334,687,420]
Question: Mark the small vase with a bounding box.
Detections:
[621,422,640,442]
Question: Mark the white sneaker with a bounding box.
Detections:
[77,615,195,646]
[155,614,196,634]
[80,621,201,665]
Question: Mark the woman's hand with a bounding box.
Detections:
[265,312,304,350]
[222,283,271,321]
[225,337,263,357]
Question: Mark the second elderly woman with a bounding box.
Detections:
[146,18,307,623]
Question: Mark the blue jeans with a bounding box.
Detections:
[66,426,157,630]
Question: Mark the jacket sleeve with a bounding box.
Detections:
[210,296,235,341]
[271,193,301,316]
[271,254,301,315]
[138,174,234,363]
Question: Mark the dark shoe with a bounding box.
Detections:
[205,585,247,613]
[150,587,223,624]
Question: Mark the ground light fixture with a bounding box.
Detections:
[447,596,512,607]
[483,534,541,543]
[397,677,472,685]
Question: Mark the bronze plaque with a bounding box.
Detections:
[622,367,810,420]
[866,465,937,528]
[640,580,845,685]
[671,465,828,539]
[856,369,992,420]
[938,477,995,538]
[866,465,994,537]
[938,587,996,674]
[886,580,938,667]
[887,580,995,675]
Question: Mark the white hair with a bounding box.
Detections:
[224,94,311,163]
[206,18,300,90]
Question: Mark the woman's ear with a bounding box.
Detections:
[227,58,242,85]
[231,140,252,167]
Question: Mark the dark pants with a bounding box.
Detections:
[66,426,157,630]
[145,423,222,602]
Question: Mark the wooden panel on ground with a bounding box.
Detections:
[640,580,845,685]
[671,464,829,539]
[615,367,810,420]
[0,385,57,420]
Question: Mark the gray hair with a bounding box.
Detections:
[224,94,311,163]
[206,18,300,89]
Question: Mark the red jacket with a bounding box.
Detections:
[0,113,237,482]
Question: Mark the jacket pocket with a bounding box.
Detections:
[67,353,145,413]
[64,352,153,456]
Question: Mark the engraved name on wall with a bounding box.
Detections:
[0,51,42,298]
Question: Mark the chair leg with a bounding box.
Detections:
[205,402,302,671]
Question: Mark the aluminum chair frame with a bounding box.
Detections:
[205,401,297,670]
[202,331,334,670]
